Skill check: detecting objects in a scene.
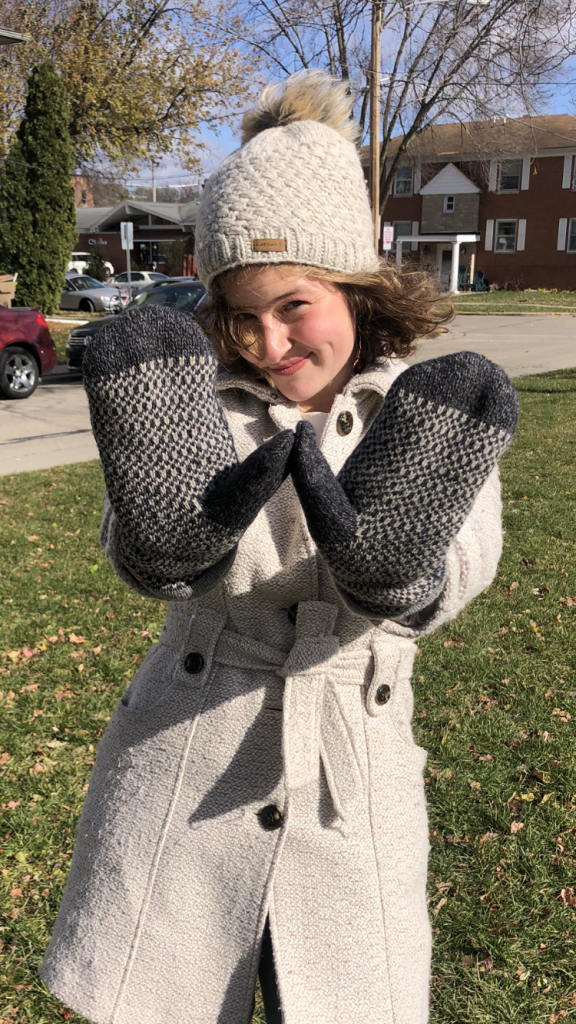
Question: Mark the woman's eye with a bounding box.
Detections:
[236,311,257,322]
[284,300,306,313]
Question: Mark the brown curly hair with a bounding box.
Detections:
[196,261,453,379]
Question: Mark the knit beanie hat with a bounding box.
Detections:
[195,72,378,290]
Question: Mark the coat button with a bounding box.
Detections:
[258,805,284,831]
[184,652,204,674]
[287,603,298,625]
[375,683,391,705]
[336,411,353,436]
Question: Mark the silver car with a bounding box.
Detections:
[61,275,128,313]
[109,270,169,296]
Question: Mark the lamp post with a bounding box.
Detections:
[369,2,382,251]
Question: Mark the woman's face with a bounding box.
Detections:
[221,266,356,412]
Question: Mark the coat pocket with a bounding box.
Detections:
[119,642,179,714]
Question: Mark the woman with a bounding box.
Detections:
[41,73,518,1024]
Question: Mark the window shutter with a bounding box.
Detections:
[485,219,494,250]
[557,218,568,250]
[517,219,527,251]
[521,156,530,191]
[562,155,573,189]
[489,161,498,192]
[413,165,422,194]
[411,221,419,251]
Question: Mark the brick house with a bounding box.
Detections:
[372,115,576,291]
[76,199,197,277]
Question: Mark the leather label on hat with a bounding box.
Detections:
[251,238,287,252]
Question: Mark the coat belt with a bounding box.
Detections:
[211,601,373,821]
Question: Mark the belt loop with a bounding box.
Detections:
[293,600,338,639]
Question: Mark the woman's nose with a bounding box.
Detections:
[258,318,292,365]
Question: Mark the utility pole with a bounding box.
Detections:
[151,161,156,203]
[369,1,382,252]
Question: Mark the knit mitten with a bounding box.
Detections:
[290,352,519,619]
[83,306,294,597]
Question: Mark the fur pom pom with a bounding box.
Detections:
[241,71,358,146]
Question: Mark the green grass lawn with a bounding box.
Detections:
[1,368,575,1023]
[452,291,576,315]
[47,329,69,367]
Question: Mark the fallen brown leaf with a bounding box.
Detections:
[511,821,525,834]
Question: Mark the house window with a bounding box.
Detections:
[568,219,576,253]
[572,160,576,191]
[494,220,517,252]
[394,166,413,196]
[444,195,455,213]
[393,221,412,240]
[498,159,521,193]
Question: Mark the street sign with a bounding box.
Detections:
[382,225,394,251]
[120,221,134,250]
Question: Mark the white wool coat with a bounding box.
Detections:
[40,358,504,1024]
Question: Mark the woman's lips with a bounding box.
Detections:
[269,356,309,377]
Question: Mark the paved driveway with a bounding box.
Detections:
[0,314,574,477]
[407,312,576,376]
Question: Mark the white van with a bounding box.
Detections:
[68,252,114,277]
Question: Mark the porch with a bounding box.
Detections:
[393,233,481,294]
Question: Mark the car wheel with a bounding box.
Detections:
[0,346,39,400]
[79,298,94,313]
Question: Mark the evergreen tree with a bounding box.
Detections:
[0,138,34,285]
[0,61,76,314]
[86,244,109,282]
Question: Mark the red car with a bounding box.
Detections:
[0,307,57,399]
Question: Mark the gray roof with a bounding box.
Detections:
[76,207,114,231]
[361,114,576,164]
[0,27,30,44]
[76,200,198,232]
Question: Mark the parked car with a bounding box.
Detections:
[109,270,169,295]
[61,274,129,314]
[68,251,114,277]
[66,279,206,369]
[0,306,57,399]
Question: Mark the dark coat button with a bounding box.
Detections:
[184,652,204,674]
[258,805,284,831]
[287,603,298,625]
[375,683,391,705]
[336,411,354,436]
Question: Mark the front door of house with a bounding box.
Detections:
[439,248,452,289]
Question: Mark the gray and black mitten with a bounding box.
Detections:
[83,306,294,599]
[290,352,519,619]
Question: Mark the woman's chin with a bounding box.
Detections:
[274,376,324,403]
